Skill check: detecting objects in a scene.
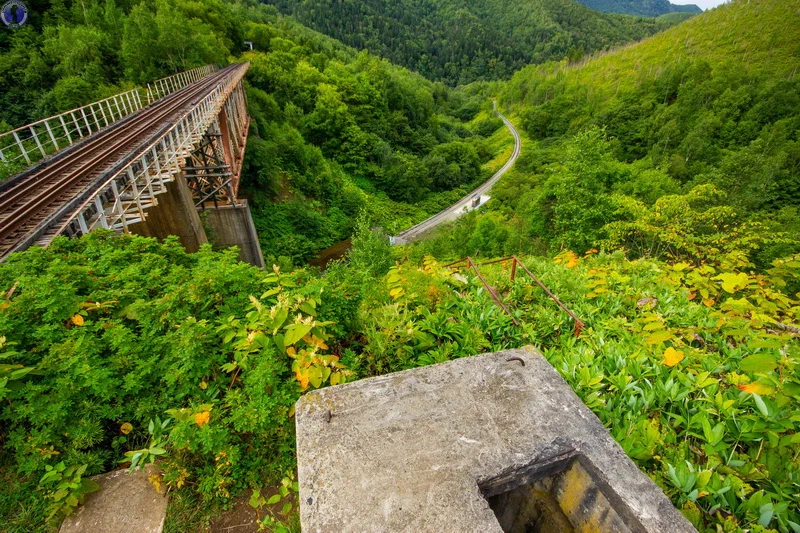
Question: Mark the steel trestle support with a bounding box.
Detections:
[54,63,250,243]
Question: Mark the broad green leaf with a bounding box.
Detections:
[753,394,769,417]
[739,352,779,373]
[273,333,285,354]
[267,494,281,505]
[645,330,672,345]
[716,272,749,294]
[249,489,264,509]
[749,338,784,350]
[758,503,774,527]
[271,308,289,330]
[260,287,281,299]
[284,323,312,346]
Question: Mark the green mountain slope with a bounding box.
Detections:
[577,0,701,17]
[262,0,681,84]
[460,0,800,264]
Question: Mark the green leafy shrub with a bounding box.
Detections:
[366,248,800,532]
[0,233,350,529]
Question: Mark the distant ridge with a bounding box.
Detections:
[576,0,702,17]
[261,0,685,85]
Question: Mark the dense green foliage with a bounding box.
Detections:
[367,247,800,532]
[577,0,701,17]
[0,233,351,531]
[424,0,800,266]
[2,223,800,532]
[262,0,679,85]
[240,38,506,263]
[0,0,510,263]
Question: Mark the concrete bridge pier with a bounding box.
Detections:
[129,173,209,252]
[202,201,265,267]
[131,78,265,268]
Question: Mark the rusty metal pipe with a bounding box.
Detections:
[511,256,584,336]
[467,257,520,327]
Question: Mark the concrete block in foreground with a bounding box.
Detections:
[59,464,168,533]
[295,347,695,532]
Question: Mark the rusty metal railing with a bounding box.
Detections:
[445,256,584,336]
[0,65,219,174]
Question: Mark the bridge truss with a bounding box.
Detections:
[0,63,250,259]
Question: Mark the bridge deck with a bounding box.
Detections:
[0,63,247,259]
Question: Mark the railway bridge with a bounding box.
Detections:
[0,62,264,266]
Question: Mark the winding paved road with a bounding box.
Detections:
[391,101,521,245]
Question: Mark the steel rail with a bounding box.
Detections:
[0,83,201,214]
[0,66,234,213]
[0,65,239,248]
[0,65,217,168]
[38,64,248,247]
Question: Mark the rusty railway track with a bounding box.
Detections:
[0,64,241,258]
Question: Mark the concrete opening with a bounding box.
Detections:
[481,453,636,533]
[295,349,695,532]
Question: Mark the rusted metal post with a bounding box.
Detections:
[512,256,584,336]
[467,257,520,327]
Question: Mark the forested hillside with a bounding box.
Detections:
[577,0,701,17]
[420,0,800,269]
[1,0,799,532]
[262,0,680,85]
[0,0,512,264]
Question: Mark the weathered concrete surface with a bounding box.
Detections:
[295,347,695,533]
[130,174,209,252]
[59,464,167,533]
[203,200,266,267]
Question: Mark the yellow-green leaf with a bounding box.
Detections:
[716,272,749,294]
[645,330,673,345]
[739,352,779,373]
[284,323,312,346]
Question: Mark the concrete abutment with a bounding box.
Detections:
[129,173,209,252]
[202,200,266,268]
[129,175,264,268]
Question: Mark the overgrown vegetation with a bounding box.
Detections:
[0,233,351,531]
[3,221,798,532]
[2,0,799,532]
[363,248,800,532]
